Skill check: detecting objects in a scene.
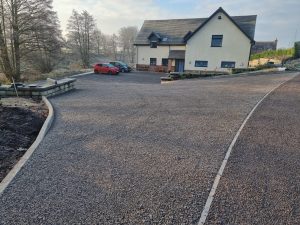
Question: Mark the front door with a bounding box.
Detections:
[175,59,185,72]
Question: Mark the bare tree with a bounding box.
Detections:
[109,34,118,60]
[0,0,13,81]
[0,0,62,81]
[92,28,102,55]
[119,26,138,63]
[90,26,138,62]
[27,4,63,73]
[67,10,96,68]
[100,34,109,56]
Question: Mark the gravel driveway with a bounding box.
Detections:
[0,72,297,224]
[207,74,300,225]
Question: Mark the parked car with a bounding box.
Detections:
[94,63,119,75]
[109,61,132,73]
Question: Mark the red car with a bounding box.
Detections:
[94,63,119,75]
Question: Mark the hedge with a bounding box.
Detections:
[294,42,300,58]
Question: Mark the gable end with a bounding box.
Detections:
[185,7,255,44]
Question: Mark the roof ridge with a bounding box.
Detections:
[134,8,257,45]
[144,18,206,22]
[143,15,257,22]
[255,41,277,43]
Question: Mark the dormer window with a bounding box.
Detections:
[148,32,161,47]
[150,41,157,48]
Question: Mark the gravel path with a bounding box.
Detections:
[0,72,297,224]
[206,74,300,225]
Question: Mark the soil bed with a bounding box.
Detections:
[0,97,48,182]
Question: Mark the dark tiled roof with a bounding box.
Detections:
[251,41,278,54]
[135,12,257,45]
[169,50,186,59]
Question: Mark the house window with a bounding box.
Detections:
[221,61,236,68]
[195,60,208,67]
[211,35,223,47]
[150,41,157,48]
[162,58,168,66]
[150,58,157,66]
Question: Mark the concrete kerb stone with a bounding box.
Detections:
[206,70,296,80]
[0,96,54,196]
[160,71,295,85]
[197,74,299,225]
[70,71,93,78]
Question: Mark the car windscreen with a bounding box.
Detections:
[119,62,127,66]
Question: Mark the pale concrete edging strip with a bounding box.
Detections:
[70,71,93,78]
[0,96,54,196]
[197,75,297,225]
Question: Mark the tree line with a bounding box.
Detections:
[0,0,138,82]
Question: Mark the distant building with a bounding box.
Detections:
[134,7,257,72]
[251,39,278,54]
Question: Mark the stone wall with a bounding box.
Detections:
[0,78,76,98]
[136,64,168,73]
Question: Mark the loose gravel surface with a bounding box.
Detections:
[0,72,297,224]
[207,74,300,225]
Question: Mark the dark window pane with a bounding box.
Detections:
[195,60,208,67]
[150,58,157,66]
[150,41,157,48]
[162,58,168,66]
[211,35,223,47]
[221,61,235,68]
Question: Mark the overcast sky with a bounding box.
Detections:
[53,0,300,48]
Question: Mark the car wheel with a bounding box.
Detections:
[94,69,99,74]
[108,71,112,75]
[121,68,125,73]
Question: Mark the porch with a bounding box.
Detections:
[168,50,185,73]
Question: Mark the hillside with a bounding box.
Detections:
[251,48,294,60]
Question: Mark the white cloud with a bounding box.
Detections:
[53,0,173,35]
[53,0,300,48]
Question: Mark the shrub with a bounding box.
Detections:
[232,64,276,74]
[294,42,300,59]
[232,68,256,74]
[251,48,294,60]
[0,73,10,85]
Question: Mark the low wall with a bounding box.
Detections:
[0,78,76,98]
[184,70,229,75]
[136,64,168,73]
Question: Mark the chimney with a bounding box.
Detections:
[275,38,278,50]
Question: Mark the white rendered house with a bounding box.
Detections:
[134,7,257,73]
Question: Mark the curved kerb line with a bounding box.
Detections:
[198,76,296,225]
[0,96,54,196]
